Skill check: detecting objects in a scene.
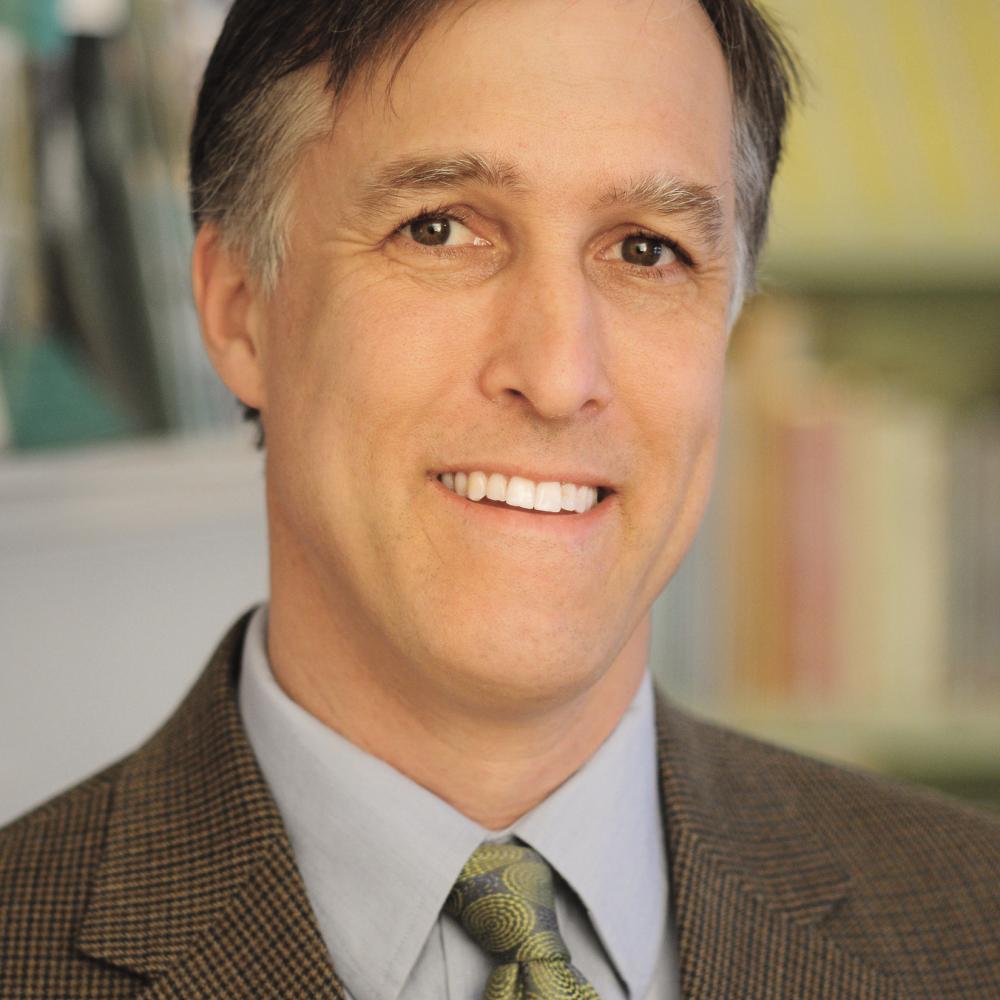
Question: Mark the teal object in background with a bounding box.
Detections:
[0,337,134,449]
[0,0,65,55]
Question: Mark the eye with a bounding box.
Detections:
[614,233,679,267]
[399,214,485,248]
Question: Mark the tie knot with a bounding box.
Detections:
[445,843,569,964]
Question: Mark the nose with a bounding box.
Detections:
[478,258,613,421]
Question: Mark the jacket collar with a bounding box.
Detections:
[78,613,899,998]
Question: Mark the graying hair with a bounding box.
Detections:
[197,68,334,292]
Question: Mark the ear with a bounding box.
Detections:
[192,224,267,412]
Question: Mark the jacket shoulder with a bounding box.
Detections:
[778,731,1000,981]
[0,760,144,998]
[735,722,1000,864]
[686,710,1000,882]
[666,705,1000,982]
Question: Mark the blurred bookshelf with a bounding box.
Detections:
[0,1,997,806]
[652,0,1000,807]
[652,293,1000,809]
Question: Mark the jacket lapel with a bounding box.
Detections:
[76,613,345,998]
[655,696,902,999]
[133,834,344,999]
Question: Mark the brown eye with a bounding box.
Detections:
[400,214,486,249]
[409,216,451,246]
[620,234,674,266]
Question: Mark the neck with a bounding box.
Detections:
[265,578,650,831]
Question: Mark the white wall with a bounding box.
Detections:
[1,432,268,826]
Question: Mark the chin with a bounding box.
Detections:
[424,617,621,716]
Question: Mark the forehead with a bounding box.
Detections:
[309,0,734,210]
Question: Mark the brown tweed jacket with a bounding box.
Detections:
[2,612,1000,999]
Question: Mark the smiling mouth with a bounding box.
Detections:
[437,471,611,514]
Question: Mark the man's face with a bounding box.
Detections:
[258,0,735,713]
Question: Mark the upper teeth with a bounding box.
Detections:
[439,472,601,513]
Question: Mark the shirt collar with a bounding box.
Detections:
[511,670,666,998]
[239,603,666,1000]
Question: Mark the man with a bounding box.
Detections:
[2,0,999,997]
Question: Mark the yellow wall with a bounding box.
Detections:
[761,0,1000,286]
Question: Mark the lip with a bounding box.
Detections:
[431,476,617,541]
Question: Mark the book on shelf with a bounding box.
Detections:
[653,296,1000,740]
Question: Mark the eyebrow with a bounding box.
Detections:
[595,175,725,250]
[355,151,725,249]
[356,152,526,214]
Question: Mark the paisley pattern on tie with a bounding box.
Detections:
[446,843,602,1000]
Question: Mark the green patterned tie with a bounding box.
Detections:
[445,843,602,1000]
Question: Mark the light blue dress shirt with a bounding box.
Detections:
[238,604,680,1000]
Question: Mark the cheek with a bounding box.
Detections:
[618,306,728,459]
[614,321,726,565]
[323,285,478,446]
[262,272,481,484]
[259,275,493,618]
[632,331,726,548]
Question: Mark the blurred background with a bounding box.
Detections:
[1,0,997,824]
